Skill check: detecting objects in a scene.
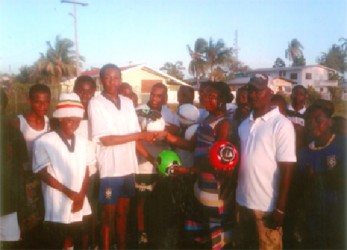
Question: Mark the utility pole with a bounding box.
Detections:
[61,0,88,76]
[233,30,239,61]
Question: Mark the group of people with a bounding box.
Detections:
[0,64,345,250]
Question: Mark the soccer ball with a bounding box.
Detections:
[155,150,182,176]
[136,108,165,131]
[177,104,200,126]
[209,141,238,170]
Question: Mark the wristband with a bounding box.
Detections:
[275,208,285,215]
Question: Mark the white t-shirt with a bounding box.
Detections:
[75,119,97,176]
[18,114,50,170]
[287,104,306,126]
[236,107,296,212]
[32,132,94,224]
[88,94,141,178]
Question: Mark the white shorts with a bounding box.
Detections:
[0,212,20,241]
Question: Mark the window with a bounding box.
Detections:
[290,73,297,80]
[306,73,312,79]
[279,70,286,77]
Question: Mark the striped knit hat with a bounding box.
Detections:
[53,93,84,118]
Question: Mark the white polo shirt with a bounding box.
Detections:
[88,94,141,178]
[236,107,296,212]
[33,132,94,224]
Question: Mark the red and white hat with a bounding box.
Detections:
[53,93,84,118]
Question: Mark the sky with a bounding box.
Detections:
[0,0,346,76]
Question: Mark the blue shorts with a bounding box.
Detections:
[99,174,135,205]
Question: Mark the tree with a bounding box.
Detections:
[339,37,347,53]
[205,38,232,81]
[16,65,35,84]
[273,58,286,68]
[160,61,185,80]
[293,55,306,66]
[285,39,304,66]
[317,44,347,74]
[35,36,82,84]
[187,38,208,82]
[306,85,321,106]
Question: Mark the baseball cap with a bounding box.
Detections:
[248,73,275,91]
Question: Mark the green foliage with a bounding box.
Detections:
[292,55,306,66]
[187,37,233,81]
[160,61,185,80]
[306,85,321,106]
[273,57,286,68]
[317,43,347,74]
[328,86,342,104]
[285,38,304,66]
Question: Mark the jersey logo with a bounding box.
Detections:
[326,155,337,170]
[105,188,112,200]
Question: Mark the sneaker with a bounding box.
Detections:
[138,231,148,245]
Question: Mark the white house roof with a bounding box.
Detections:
[80,64,191,87]
[248,64,338,74]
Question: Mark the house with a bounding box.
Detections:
[248,65,339,100]
[62,64,191,104]
[227,76,295,95]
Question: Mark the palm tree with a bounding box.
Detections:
[339,37,347,53]
[205,38,232,81]
[36,36,81,84]
[187,38,208,82]
[285,39,304,66]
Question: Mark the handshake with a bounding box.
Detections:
[140,130,168,142]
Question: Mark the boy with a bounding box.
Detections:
[11,83,51,248]
[73,76,98,248]
[33,93,94,249]
[297,103,346,249]
[88,64,156,250]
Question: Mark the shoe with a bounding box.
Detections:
[138,231,148,246]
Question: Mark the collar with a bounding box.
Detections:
[102,91,121,110]
[309,134,335,150]
[287,104,306,114]
[56,131,75,153]
[249,107,280,122]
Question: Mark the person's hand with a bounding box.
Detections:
[270,209,285,229]
[154,131,168,140]
[141,131,156,142]
[71,192,85,213]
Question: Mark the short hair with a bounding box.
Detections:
[178,85,195,104]
[292,85,307,95]
[208,81,234,103]
[151,82,168,95]
[118,82,132,93]
[99,63,121,78]
[312,99,334,117]
[305,103,332,119]
[73,75,96,93]
[29,84,51,100]
[0,88,8,110]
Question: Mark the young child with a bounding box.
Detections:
[297,103,346,249]
[32,93,94,249]
[11,83,51,248]
[73,76,98,249]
